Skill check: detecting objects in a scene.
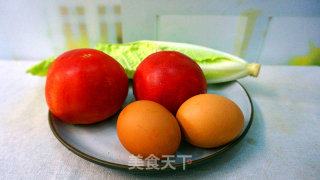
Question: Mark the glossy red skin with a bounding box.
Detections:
[133,51,207,114]
[46,49,128,124]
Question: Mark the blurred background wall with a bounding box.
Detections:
[0,0,319,65]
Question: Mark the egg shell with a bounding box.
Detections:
[117,100,181,159]
[176,94,244,148]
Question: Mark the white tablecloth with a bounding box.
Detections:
[1,60,319,179]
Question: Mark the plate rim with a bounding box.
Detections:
[48,81,254,171]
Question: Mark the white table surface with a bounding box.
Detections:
[1,60,319,180]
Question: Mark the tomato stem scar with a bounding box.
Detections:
[83,54,91,58]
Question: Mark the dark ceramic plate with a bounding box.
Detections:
[49,81,253,171]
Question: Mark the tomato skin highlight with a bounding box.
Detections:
[133,51,207,114]
[45,49,129,124]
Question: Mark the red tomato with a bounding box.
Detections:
[133,51,207,114]
[46,49,128,124]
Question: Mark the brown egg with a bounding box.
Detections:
[176,94,244,148]
[117,100,181,159]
